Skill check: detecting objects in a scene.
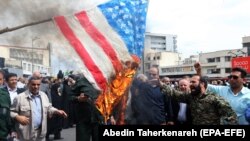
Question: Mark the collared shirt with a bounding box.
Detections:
[207,84,250,125]
[7,86,18,105]
[177,103,187,122]
[29,92,42,129]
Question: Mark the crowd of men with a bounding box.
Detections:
[0,69,106,141]
[1,62,250,141]
[127,63,250,125]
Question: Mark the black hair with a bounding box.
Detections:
[0,70,5,77]
[57,70,64,79]
[231,67,247,78]
[5,73,17,81]
[193,74,209,89]
[200,76,209,89]
[28,76,41,83]
[68,74,76,80]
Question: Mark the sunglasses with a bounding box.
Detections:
[228,75,239,80]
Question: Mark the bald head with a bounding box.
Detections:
[148,67,159,80]
[161,77,170,85]
[179,79,190,93]
[137,74,148,82]
[32,71,42,78]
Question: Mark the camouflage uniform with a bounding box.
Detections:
[161,85,238,125]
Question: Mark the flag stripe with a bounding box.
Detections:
[63,15,115,80]
[75,11,123,72]
[86,8,132,62]
[54,16,107,90]
[56,14,117,90]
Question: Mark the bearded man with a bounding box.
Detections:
[161,75,238,125]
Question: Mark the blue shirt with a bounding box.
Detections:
[207,84,250,125]
[29,93,42,128]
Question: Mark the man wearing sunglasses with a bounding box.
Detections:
[194,62,250,125]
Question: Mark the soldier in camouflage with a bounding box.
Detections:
[161,75,238,125]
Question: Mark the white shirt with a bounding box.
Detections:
[8,86,18,105]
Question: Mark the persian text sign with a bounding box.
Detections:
[231,57,250,73]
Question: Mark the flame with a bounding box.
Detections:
[115,90,129,125]
[95,60,138,123]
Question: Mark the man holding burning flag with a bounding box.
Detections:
[53,0,148,139]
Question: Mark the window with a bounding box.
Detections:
[176,67,181,72]
[207,58,215,63]
[148,57,150,61]
[162,68,167,73]
[152,65,158,68]
[207,69,221,74]
[157,56,160,60]
[22,63,26,70]
[225,68,231,73]
[213,69,221,74]
[216,57,220,62]
[225,56,231,62]
[28,64,31,71]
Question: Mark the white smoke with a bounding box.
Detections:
[0,0,110,75]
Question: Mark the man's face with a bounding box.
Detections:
[190,76,201,96]
[148,68,159,80]
[228,71,244,89]
[7,76,17,89]
[162,77,170,85]
[29,80,41,94]
[179,79,190,92]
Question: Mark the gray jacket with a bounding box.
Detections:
[10,90,57,141]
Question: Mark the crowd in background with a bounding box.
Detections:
[1,62,250,141]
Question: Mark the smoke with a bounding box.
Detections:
[0,0,109,75]
[0,0,110,43]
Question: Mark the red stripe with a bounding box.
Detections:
[54,16,107,90]
[75,11,123,72]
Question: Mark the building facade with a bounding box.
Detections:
[159,55,198,78]
[0,45,51,76]
[144,32,177,52]
[159,48,248,80]
[144,51,180,76]
[243,36,250,56]
[142,32,178,74]
[199,48,247,78]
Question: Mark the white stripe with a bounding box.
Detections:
[67,15,115,77]
[63,15,117,89]
[86,8,133,62]
[52,23,101,90]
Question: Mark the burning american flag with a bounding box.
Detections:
[53,0,148,122]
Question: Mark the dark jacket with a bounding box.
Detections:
[71,77,103,124]
[0,88,11,140]
[131,79,174,124]
[2,86,26,133]
[2,86,26,96]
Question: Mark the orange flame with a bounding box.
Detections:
[95,60,138,123]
